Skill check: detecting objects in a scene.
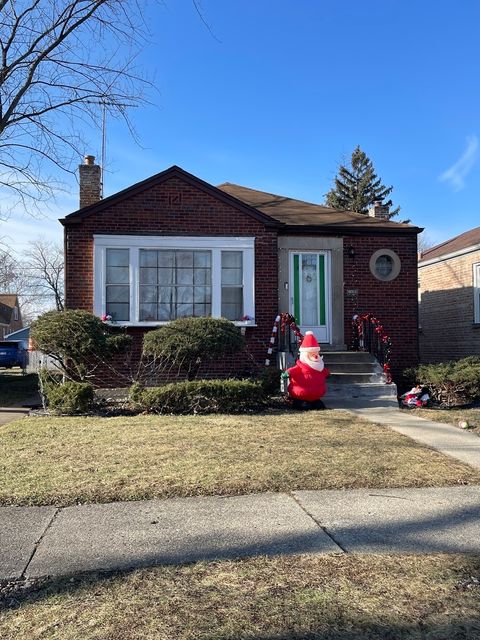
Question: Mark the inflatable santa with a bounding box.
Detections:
[284,331,330,409]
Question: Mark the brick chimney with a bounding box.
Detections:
[368,200,390,220]
[79,155,101,208]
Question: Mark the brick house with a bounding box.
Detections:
[0,294,23,339]
[419,226,480,362]
[61,158,421,385]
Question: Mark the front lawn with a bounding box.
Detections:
[1,410,480,506]
[406,407,480,434]
[1,554,480,639]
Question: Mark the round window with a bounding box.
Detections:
[375,255,393,278]
[369,249,401,281]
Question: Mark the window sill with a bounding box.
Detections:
[103,321,258,328]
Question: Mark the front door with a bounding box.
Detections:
[290,251,331,343]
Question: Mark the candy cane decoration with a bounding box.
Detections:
[265,313,303,366]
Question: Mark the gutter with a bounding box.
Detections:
[419,243,480,267]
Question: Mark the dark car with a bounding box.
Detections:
[0,341,25,369]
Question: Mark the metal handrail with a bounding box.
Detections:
[351,313,392,384]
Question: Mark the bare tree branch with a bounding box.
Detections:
[0,0,155,216]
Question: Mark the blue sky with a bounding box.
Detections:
[3,0,480,251]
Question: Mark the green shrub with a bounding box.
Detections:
[130,379,267,414]
[31,310,132,381]
[45,381,94,415]
[409,357,480,406]
[256,366,281,394]
[142,317,244,380]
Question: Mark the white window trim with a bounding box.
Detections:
[94,235,256,326]
[474,262,480,324]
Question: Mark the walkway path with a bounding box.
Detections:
[327,398,480,471]
[2,485,480,580]
[0,408,29,427]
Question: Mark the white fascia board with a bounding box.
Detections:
[419,243,480,268]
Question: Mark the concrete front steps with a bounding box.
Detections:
[322,351,397,406]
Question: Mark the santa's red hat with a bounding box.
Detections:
[299,331,320,352]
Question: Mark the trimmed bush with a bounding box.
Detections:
[409,356,480,406]
[45,381,94,415]
[142,317,244,380]
[130,379,267,414]
[256,366,281,395]
[31,310,132,381]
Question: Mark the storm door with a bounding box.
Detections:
[290,251,331,343]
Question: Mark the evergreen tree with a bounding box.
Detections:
[325,146,400,219]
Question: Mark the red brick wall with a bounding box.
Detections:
[64,176,278,386]
[343,235,419,378]
[65,174,419,386]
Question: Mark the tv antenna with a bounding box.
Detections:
[86,100,137,197]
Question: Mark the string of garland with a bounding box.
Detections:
[351,312,392,384]
[265,313,303,366]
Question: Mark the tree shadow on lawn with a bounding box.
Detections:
[1,556,480,640]
[2,499,480,610]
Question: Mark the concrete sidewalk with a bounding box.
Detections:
[327,398,480,471]
[2,486,480,580]
[0,407,29,426]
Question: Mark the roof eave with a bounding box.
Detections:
[278,224,423,236]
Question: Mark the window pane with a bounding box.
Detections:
[222,287,243,320]
[375,255,393,278]
[140,268,158,284]
[222,251,243,286]
[139,250,158,268]
[139,286,157,303]
[158,304,174,321]
[156,268,174,285]
[194,251,211,267]
[106,285,129,303]
[157,251,175,268]
[177,269,194,285]
[193,304,211,317]
[301,254,318,326]
[177,287,194,304]
[194,268,211,285]
[176,251,193,268]
[106,249,129,267]
[177,303,193,317]
[139,303,157,321]
[106,266,129,284]
[222,268,242,286]
[106,303,129,321]
[222,251,242,268]
[158,287,175,304]
[194,286,211,303]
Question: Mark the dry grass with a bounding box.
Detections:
[406,407,480,434]
[1,410,480,507]
[1,554,480,639]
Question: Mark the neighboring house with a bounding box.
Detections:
[4,326,29,350]
[61,157,421,386]
[0,294,23,339]
[418,226,480,362]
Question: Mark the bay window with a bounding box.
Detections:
[94,235,255,325]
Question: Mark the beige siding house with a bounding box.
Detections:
[418,227,480,362]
